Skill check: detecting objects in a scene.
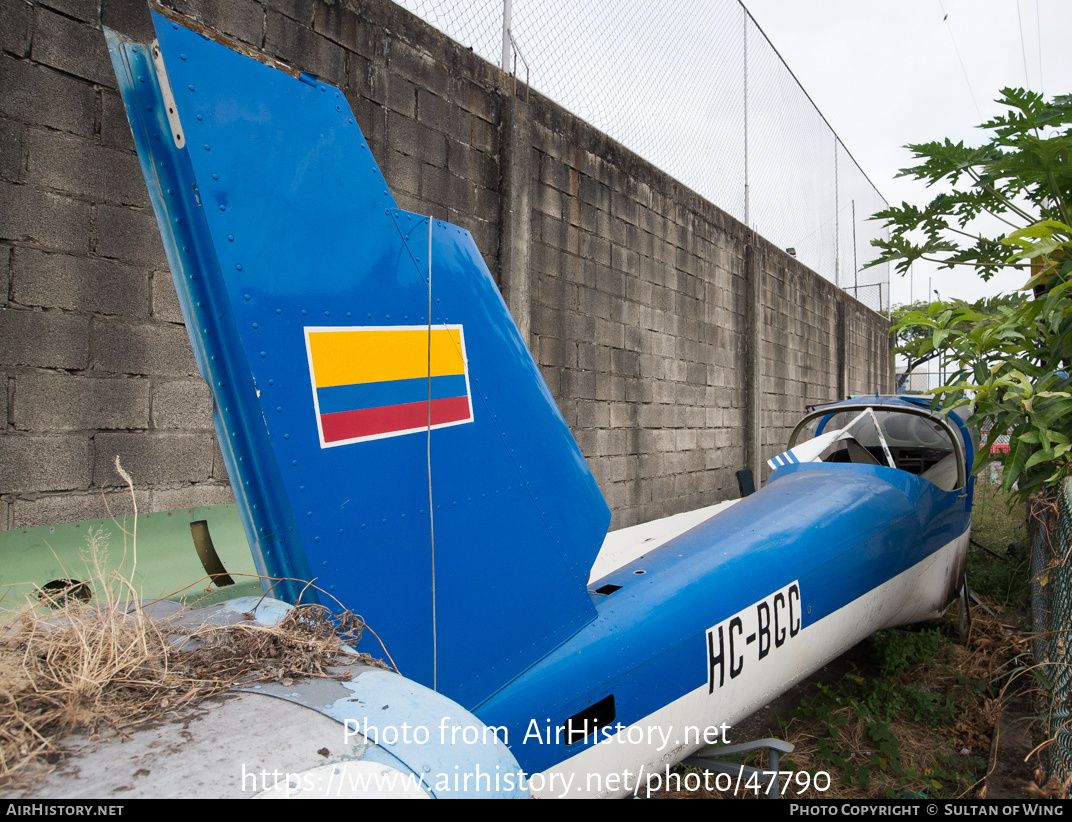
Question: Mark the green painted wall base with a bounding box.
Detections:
[0,504,260,611]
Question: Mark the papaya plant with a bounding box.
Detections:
[871,89,1072,500]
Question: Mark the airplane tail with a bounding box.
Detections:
[106,11,610,706]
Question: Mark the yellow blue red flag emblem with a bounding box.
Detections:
[304,325,474,447]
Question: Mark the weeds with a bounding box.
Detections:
[784,623,999,798]
[969,481,1031,611]
[0,582,380,787]
[0,461,384,789]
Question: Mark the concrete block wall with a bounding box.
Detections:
[0,0,234,529]
[525,111,754,526]
[0,0,891,532]
[759,253,842,466]
[845,297,894,399]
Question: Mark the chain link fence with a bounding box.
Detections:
[1034,483,1072,783]
[897,368,946,395]
[394,0,890,313]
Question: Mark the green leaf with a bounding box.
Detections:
[876,89,1072,502]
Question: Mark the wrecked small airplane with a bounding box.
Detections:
[27,8,975,798]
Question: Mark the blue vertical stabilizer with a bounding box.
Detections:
[107,12,610,706]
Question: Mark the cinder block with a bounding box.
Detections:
[561,368,596,401]
[575,401,609,429]
[609,402,636,428]
[24,128,149,207]
[388,39,449,99]
[596,268,626,303]
[683,406,705,428]
[0,183,91,253]
[652,379,676,403]
[13,373,149,431]
[265,11,344,85]
[419,162,448,204]
[386,76,417,118]
[469,116,497,155]
[686,362,707,385]
[384,109,419,156]
[92,431,214,487]
[597,427,632,468]
[636,403,667,430]
[150,272,184,323]
[537,363,560,399]
[182,0,265,46]
[650,474,675,504]
[416,89,448,131]
[446,105,474,147]
[151,379,212,429]
[536,275,575,314]
[1,1,32,58]
[537,336,575,369]
[0,434,91,493]
[100,0,155,41]
[451,77,496,123]
[636,353,663,381]
[596,372,625,403]
[211,435,228,480]
[414,122,448,170]
[360,61,389,109]
[12,248,150,316]
[594,318,625,350]
[312,1,370,53]
[563,311,595,342]
[579,232,610,267]
[11,488,148,528]
[537,185,562,220]
[0,117,24,183]
[623,323,647,355]
[473,185,499,225]
[611,191,638,226]
[445,171,475,211]
[100,90,134,151]
[270,0,316,26]
[91,317,197,377]
[610,508,636,530]
[31,7,115,87]
[538,153,569,194]
[0,308,89,369]
[41,0,99,23]
[383,149,419,197]
[611,348,639,377]
[393,191,422,216]
[577,343,610,374]
[447,138,493,189]
[94,205,167,269]
[150,483,234,512]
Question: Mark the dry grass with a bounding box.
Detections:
[0,522,383,790]
[774,609,1020,800]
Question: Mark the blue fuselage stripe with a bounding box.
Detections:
[475,462,971,774]
[316,374,468,414]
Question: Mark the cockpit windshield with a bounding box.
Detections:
[788,407,964,491]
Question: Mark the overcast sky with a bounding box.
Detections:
[743,0,1072,307]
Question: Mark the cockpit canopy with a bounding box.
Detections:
[787,399,973,492]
